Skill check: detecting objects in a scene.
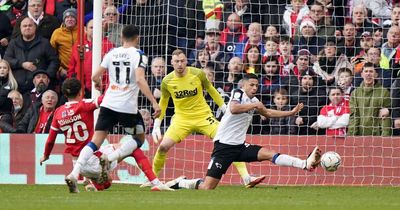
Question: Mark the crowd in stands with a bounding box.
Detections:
[1,0,400,137]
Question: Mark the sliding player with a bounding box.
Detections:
[40,78,171,192]
[165,74,321,190]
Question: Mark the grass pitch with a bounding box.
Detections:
[1,184,399,210]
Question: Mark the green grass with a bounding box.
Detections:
[1,184,399,210]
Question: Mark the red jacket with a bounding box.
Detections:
[67,36,114,91]
[220,25,247,46]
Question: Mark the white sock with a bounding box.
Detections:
[71,146,95,178]
[107,139,138,162]
[151,178,162,186]
[243,175,252,185]
[178,179,200,189]
[274,154,306,169]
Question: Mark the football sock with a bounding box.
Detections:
[232,162,250,180]
[71,142,98,178]
[131,148,158,183]
[273,154,305,169]
[108,137,139,162]
[152,148,167,176]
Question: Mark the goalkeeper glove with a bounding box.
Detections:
[152,119,162,144]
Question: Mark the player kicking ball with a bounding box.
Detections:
[165,74,322,190]
[39,78,173,192]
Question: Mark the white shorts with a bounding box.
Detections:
[78,144,118,179]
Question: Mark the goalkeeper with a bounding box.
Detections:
[150,49,265,188]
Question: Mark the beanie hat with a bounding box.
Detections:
[300,17,316,32]
[63,8,77,21]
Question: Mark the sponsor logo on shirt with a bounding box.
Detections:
[174,88,198,99]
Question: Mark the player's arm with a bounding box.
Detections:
[135,66,160,118]
[200,70,225,108]
[257,103,304,118]
[92,66,107,91]
[40,126,59,165]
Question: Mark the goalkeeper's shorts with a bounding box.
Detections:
[164,113,219,143]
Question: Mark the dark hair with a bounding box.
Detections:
[122,25,140,41]
[243,73,258,81]
[363,62,375,70]
[328,86,344,94]
[62,78,82,99]
[279,35,291,44]
[263,55,279,64]
[265,36,280,44]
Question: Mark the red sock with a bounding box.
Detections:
[131,148,157,182]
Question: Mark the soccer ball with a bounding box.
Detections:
[320,151,341,172]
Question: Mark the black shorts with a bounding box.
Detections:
[95,107,145,134]
[206,141,262,179]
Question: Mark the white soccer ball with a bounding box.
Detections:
[320,151,341,172]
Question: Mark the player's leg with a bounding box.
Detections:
[67,107,114,183]
[257,146,322,171]
[152,119,191,176]
[199,116,254,187]
[106,112,145,162]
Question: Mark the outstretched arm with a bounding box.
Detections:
[40,128,58,165]
[258,103,304,118]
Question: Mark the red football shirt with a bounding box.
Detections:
[44,97,102,157]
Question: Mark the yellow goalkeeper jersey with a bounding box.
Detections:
[157,67,224,120]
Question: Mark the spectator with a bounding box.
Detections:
[352,0,391,21]
[16,89,58,133]
[263,36,279,58]
[316,39,340,85]
[42,0,78,23]
[147,57,166,101]
[352,31,374,74]
[234,22,264,59]
[2,0,27,27]
[50,8,78,81]
[243,45,262,75]
[337,23,357,58]
[304,1,335,39]
[383,3,400,36]
[352,5,375,39]
[311,86,350,137]
[348,62,391,136]
[68,19,114,98]
[282,0,309,38]
[4,16,59,93]
[291,70,327,135]
[0,96,13,133]
[373,27,383,47]
[259,56,282,107]
[267,88,296,135]
[103,5,123,47]
[277,35,294,76]
[0,59,18,97]
[0,11,12,58]
[12,0,59,40]
[25,69,50,108]
[191,46,210,69]
[336,67,354,101]
[223,0,261,28]
[391,76,400,134]
[264,25,279,39]
[293,17,325,56]
[7,89,27,125]
[222,56,243,93]
[380,25,400,73]
[220,13,247,51]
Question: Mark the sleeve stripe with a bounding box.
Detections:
[51,126,59,131]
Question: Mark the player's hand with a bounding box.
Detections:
[40,156,49,166]
[291,103,304,114]
[151,101,161,118]
[295,116,304,125]
[152,119,162,144]
[220,104,227,113]
[310,122,319,130]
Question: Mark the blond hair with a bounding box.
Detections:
[0,59,18,91]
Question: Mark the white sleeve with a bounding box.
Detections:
[330,114,350,129]
[100,51,111,68]
[316,115,337,128]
